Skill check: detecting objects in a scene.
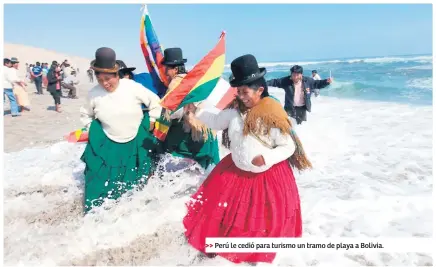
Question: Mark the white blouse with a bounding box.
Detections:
[196,108,295,173]
[80,78,162,143]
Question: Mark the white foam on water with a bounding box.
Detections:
[406,77,433,90]
[397,64,433,71]
[222,55,433,70]
[3,88,433,266]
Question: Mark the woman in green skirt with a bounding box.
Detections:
[79,47,162,213]
[159,47,220,170]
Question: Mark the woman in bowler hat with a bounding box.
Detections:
[183,54,310,264]
[117,60,136,80]
[79,47,162,214]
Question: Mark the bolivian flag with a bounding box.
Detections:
[160,32,226,111]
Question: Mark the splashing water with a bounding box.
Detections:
[3,87,432,266]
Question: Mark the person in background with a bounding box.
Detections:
[87,67,94,83]
[4,59,13,88]
[62,69,79,99]
[47,61,63,112]
[60,59,67,70]
[3,58,23,117]
[266,65,332,125]
[10,57,30,112]
[62,60,73,80]
[79,47,162,214]
[117,60,136,80]
[312,70,321,97]
[25,63,30,81]
[312,70,321,80]
[117,60,160,96]
[59,60,65,78]
[28,64,34,83]
[42,63,49,89]
[32,62,43,94]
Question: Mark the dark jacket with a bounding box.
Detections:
[47,66,61,92]
[266,76,330,116]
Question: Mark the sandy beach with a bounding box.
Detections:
[3,83,90,153]
[3,43,94,153]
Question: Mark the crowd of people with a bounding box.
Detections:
[3,58,81,116]
[78,47,333,264]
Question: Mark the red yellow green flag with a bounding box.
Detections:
[160,32,226,111]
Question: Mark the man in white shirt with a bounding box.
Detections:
[312,70,321,97]
[60,59,72,79]
[62,69,79,99]
[312,70,321,80]
[3,58,22,116]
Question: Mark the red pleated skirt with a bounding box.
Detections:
[183,154,302,264]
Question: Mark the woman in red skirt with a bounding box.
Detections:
[183,54,312,264]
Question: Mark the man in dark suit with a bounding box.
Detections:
[266,65,332,124]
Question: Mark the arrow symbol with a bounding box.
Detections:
[205,244,213,248]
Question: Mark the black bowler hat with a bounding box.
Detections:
[229,54,266,87]
[116,60,136,75]
[161,48,187,66]
[90,47,119,73]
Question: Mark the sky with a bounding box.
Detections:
[3,4,433,71]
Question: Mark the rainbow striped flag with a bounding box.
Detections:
[139,5,172,141]
[160,32,226,111]
[139,5,168,97]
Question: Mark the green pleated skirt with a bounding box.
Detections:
[80,113,157,213]
[161,119,220,170]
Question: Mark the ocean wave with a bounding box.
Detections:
[396,64,433,71]
[406,78,433,90]
[222,55,432,69]
[293,79,432,105]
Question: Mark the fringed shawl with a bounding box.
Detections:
[222,97,312,171]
